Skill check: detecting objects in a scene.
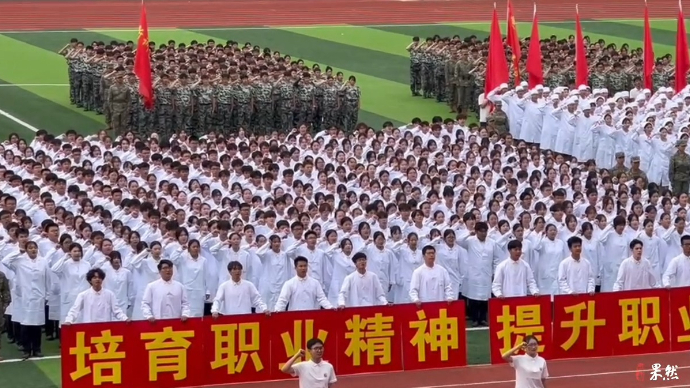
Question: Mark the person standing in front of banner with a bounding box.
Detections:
[337,252,389,308]
[274,256,333,312]
[280,338,337,387]
[141,259,190,322]
[211,261,268,317]
[663,235,690,288]
[63,268,129,325]
[1,241,50,359]
[502,335,549,388]
[613,239,660,292]
[557,236,596,295]
[409,245,454,306]
[492,240,539,298]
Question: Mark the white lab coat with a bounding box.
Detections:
[255,244,293,310]
[126,251,166,321]
[592,123,617,169]
[599,228,631,292]
[274,275,333,312]
[141,278,191,319]
[572,115,597,161]
[613,257,659,291]
[169,249,207,318]
[286,243,328,291]
[338,270,388,307]
[520,100,545,144]
[211,279,267,315]
[458,234,503,301]
[409,264,454,302]
[65,287,128,324]
[533,236,569,295]
[1,251,50,326]
[539,104,560,151]
[636,231,666,281]
[662,254,690,287]
[554,110,576,156]
[51,254,91,324]
[324,247,356,306]
[557,256,596,294]
[646,137,674,185]
[491,258,539,297]
[432,240,463,298]
[391,243,423,304]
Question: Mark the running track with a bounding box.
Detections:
[2,0,690,386]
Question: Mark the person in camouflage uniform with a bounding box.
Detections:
[446,53,458,112]
[341,76,361,133]
[154,74,175,137]
[295,72,316,128]
[254,72,274,134]
[607,63,630,94]
[126,73,139,131]
[275,71,295,130]
[434,47,447,103]
[421,40,435,98]
[651,62,670,92]
[610,152,630,177]
[545,63,569,89]
[214,73,234,135]
[100,63,116,125]
[81,46,96,111]
[173,73,195,133]
[312,68,325,128]
[234,74,254,131]
[629,156,649,187]
[194,75,215,136]
[91,49,108,114]
[670,139,690,196]
[107,73,131,136]
[487,101,508,136]
[407,37,422,96]
[455,53,474,113]
[321,76,340,130]
[58,39,80,105]
[589,62,607,90]
[471,64,485,113]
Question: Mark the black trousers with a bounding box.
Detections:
[22,325,42,353]
[467,298,488,323]
[3,315,12,338]
[44,305,58,338]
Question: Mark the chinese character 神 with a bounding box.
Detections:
[665,365,679,380]
[279,319,328,367]
[559,301,606,351]
[618,297,664,346]
[141,327,195,381]
[675,296,690,343]
[496,304,545,355]
[344,313,395,366]
[69,330,126,386]
[650,363,663,380]
[210,323,264,374]
[409,309,459,362]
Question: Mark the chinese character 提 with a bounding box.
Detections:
[559,301,606,351]
[210,323,264,374]
[618,297,664,346]
[69,330,126,385]
[279,320,328,367]
[141,326,195,381]
[496,304,545,355]
[344,313,395,366]
[409,309,459,362]
[665,365,679,380]
[650,363,662,380]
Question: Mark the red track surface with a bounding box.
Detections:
[0,0,682,31]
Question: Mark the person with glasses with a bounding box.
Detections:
[280,338,337,387]
[502,335,549,388]
[663,235,690,288]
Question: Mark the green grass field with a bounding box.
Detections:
[0,18,686,387]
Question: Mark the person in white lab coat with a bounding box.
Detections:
[409,245,454,306]
[663,235,690,288]
[492,240,539,298]
[51,242,91,325]
[141,259,190,322]
[63,268,129,324]
[557,237,596,295]
[169,239,208,317]
[337,252,390,308]
[613,239,660,291]
[1,240,49,359]
[274,256,334,312]
[94,252,134,318]
[211,260,268,316]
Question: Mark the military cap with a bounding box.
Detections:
[615,152,625,158]
[631,156,641,163]
[677,139,688,147]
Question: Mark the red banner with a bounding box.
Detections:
[61,301,466,388]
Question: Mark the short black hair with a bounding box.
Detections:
[306,338,324,350]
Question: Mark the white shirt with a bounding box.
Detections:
[65,287,128,324]
[662,254,690,287]
[211,279,267,315]
[492,258,539,297]
[613,256,659,292]
[511,354,549,388]
[409,264,454,303]
[337,270,388,307]
[290,360,337,388]
[557,256,596,294]
[274,275,333,312]
[141,278,191,319]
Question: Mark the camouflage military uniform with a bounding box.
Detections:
[342,84,360,133]
[455,60,473,112]
[101,74,114,126]
[313,80,324,127]
[472,73,485,112]
[610,164,629,178]
[434,53,446,102]
[67,53,78,105]
[275,80,295,130]
[546,73,568,89]
[234,84,253,130]
[488,109,509,136]
[421,52,434,98]
[82,59,94,111]
[410,49,422,95]
[108,83,131,135]
[651,71,670,92]
[92,60,106,114]
[295,82,315,127]
[629,168,649,187]
[174,84,194,133]
[589,72,607,90]
[670,151,690,196]
[126,81,139,130]
[194,85,215,136]
[0,271,9,333]
[155,84,175,137]
[73,53,86,107]
[445,57,457,109]
[214,83,234,134]
[254,81,274,134]
[321,83,340,129]
[607,72,630,94]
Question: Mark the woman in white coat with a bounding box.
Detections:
[324,238,356,306]
[43,235,72,336]
[646,127,675,186]
[126,241,167,320]
[591,113,617,169]
[255,235,293,311]
[533,224,569,295]
[51,242,91,325]
[391,232,424,304]
[598,217,632,292]
[553,98,578,157]
[169,239,207,317]
[1,241,50,358]
[520,92,545,144]
[539,95,561,151]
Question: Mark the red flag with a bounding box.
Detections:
[574,4,588,87]
[526,3,544,88]
[134,1,154,109]
[643,0,654,90]
[506,0,521,80]
[485,3,509,94]
[675,0,689,92]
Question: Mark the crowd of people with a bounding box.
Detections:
[58,38,362,138]
[1,32,690,367]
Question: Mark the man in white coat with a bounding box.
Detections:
[141,259,191,322]
[613,239,660,291]
[274,256,333,312]
[557,237,596,295]
[63,268,129,324]
[1,240,50,359]
[338,252,389,308]
[211,261,268,316]
[409,245,454,306]
[492,240,539,298]
[663,235,690,287]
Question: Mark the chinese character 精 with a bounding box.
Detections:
[69,330,126,386]
[344,313,395,366]
[409,309,459,362]
[210,322,264,374]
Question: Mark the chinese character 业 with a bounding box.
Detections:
[69,330,126,385]
[496,304,545,355]
[210,322,264,374]
[559,301,606,351]
[141,326,195,381]
[618,297,664,346]
[650,363,662,380]
[409,309,459,362]
[344,313,395,366]
[675,296,690,343]
[665,365,679,380]
[279,319,328,367]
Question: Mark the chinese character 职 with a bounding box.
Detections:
[619,297,664,346]
[210,322,264,374]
